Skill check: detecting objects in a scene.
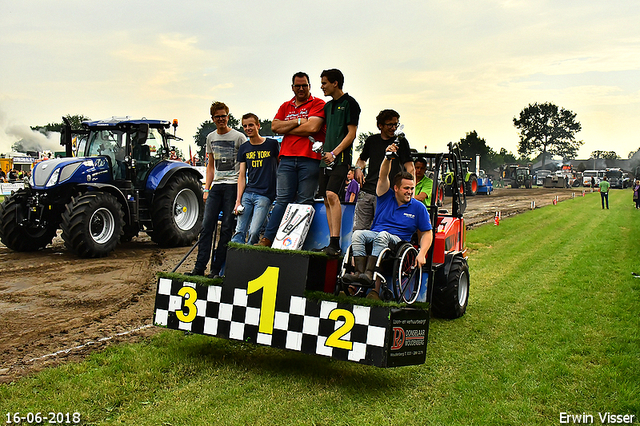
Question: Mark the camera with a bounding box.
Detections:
[385,150,399,160]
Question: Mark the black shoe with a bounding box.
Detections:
[321,245,342,257]
[185,268,205,276]
[207,271,221,279]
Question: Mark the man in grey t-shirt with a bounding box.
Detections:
[189,101,246,278]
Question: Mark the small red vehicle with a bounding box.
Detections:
[336,142,470,319]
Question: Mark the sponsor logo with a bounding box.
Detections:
[391,327,405,350]
[391,326,426,351]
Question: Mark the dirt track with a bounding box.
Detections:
[463,186,586,228]
[0,186,587,383]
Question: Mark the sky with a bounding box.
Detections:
[1,0,639,162]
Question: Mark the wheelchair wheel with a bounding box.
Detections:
[393,243,422,304]
[336,245,366,297]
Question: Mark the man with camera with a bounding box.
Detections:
[353,109,414,231]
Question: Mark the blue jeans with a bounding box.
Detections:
[231,192,273,245]
[195,183,237,274]
[263,156,320,241]
[351,230,401,257]
[600,191,609,209]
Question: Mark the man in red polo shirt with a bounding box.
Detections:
[256,71,326,247]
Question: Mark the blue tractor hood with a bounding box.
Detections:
[30,156,112,189]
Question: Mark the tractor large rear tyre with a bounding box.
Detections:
[150,174,203,247]
[0,193,58,251]
[436,182,445,206]
[466,175,478,196]
[61,192,124,258]
[432,256,469,319]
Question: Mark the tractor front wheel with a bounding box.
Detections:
[61,192,124,258]
[432,255,469,319]
[0,193,58,251]
[150,173,203,247]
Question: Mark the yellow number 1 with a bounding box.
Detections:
[247,266,279,334]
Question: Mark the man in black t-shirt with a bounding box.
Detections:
[353,109,414,231]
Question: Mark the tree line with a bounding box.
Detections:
[11,106,640,172]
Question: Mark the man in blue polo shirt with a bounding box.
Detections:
[345,143,433,300]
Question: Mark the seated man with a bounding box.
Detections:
[345,144,433,300]
[413,157,433,207]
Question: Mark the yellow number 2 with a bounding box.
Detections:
[326,309,354,351]
[176,286,198,323]
[247,266,279,335]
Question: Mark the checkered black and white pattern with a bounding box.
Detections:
[154,278,390,365]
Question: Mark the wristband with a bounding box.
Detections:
[331,151,336,157]
[203,189,209,193]
[297,118,301,126]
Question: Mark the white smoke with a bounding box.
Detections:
[5,124,60,153]
[0,108,61,155]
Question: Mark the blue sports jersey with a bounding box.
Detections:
[371,189,432,241]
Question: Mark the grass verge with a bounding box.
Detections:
[1,190,639,425]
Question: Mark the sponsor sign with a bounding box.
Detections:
[1,182,25,195]
[387,308,429,367]
[153,247,430,367]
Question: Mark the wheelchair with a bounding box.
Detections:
[335,240,423,304]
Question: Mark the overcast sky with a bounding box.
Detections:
[1,0,639,161]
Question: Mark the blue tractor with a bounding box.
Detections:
[0,117,204,258]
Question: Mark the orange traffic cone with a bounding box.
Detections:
[494,211,501,226]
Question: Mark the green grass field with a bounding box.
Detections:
[1,190,639,425]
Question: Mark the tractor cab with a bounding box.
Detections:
[81,118,172,186]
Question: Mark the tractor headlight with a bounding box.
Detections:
[45,168,61,187]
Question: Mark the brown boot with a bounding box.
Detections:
[254,237,272,247]
[358,255,377,287]
[342,256,367,284]
[366,289,380,300]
